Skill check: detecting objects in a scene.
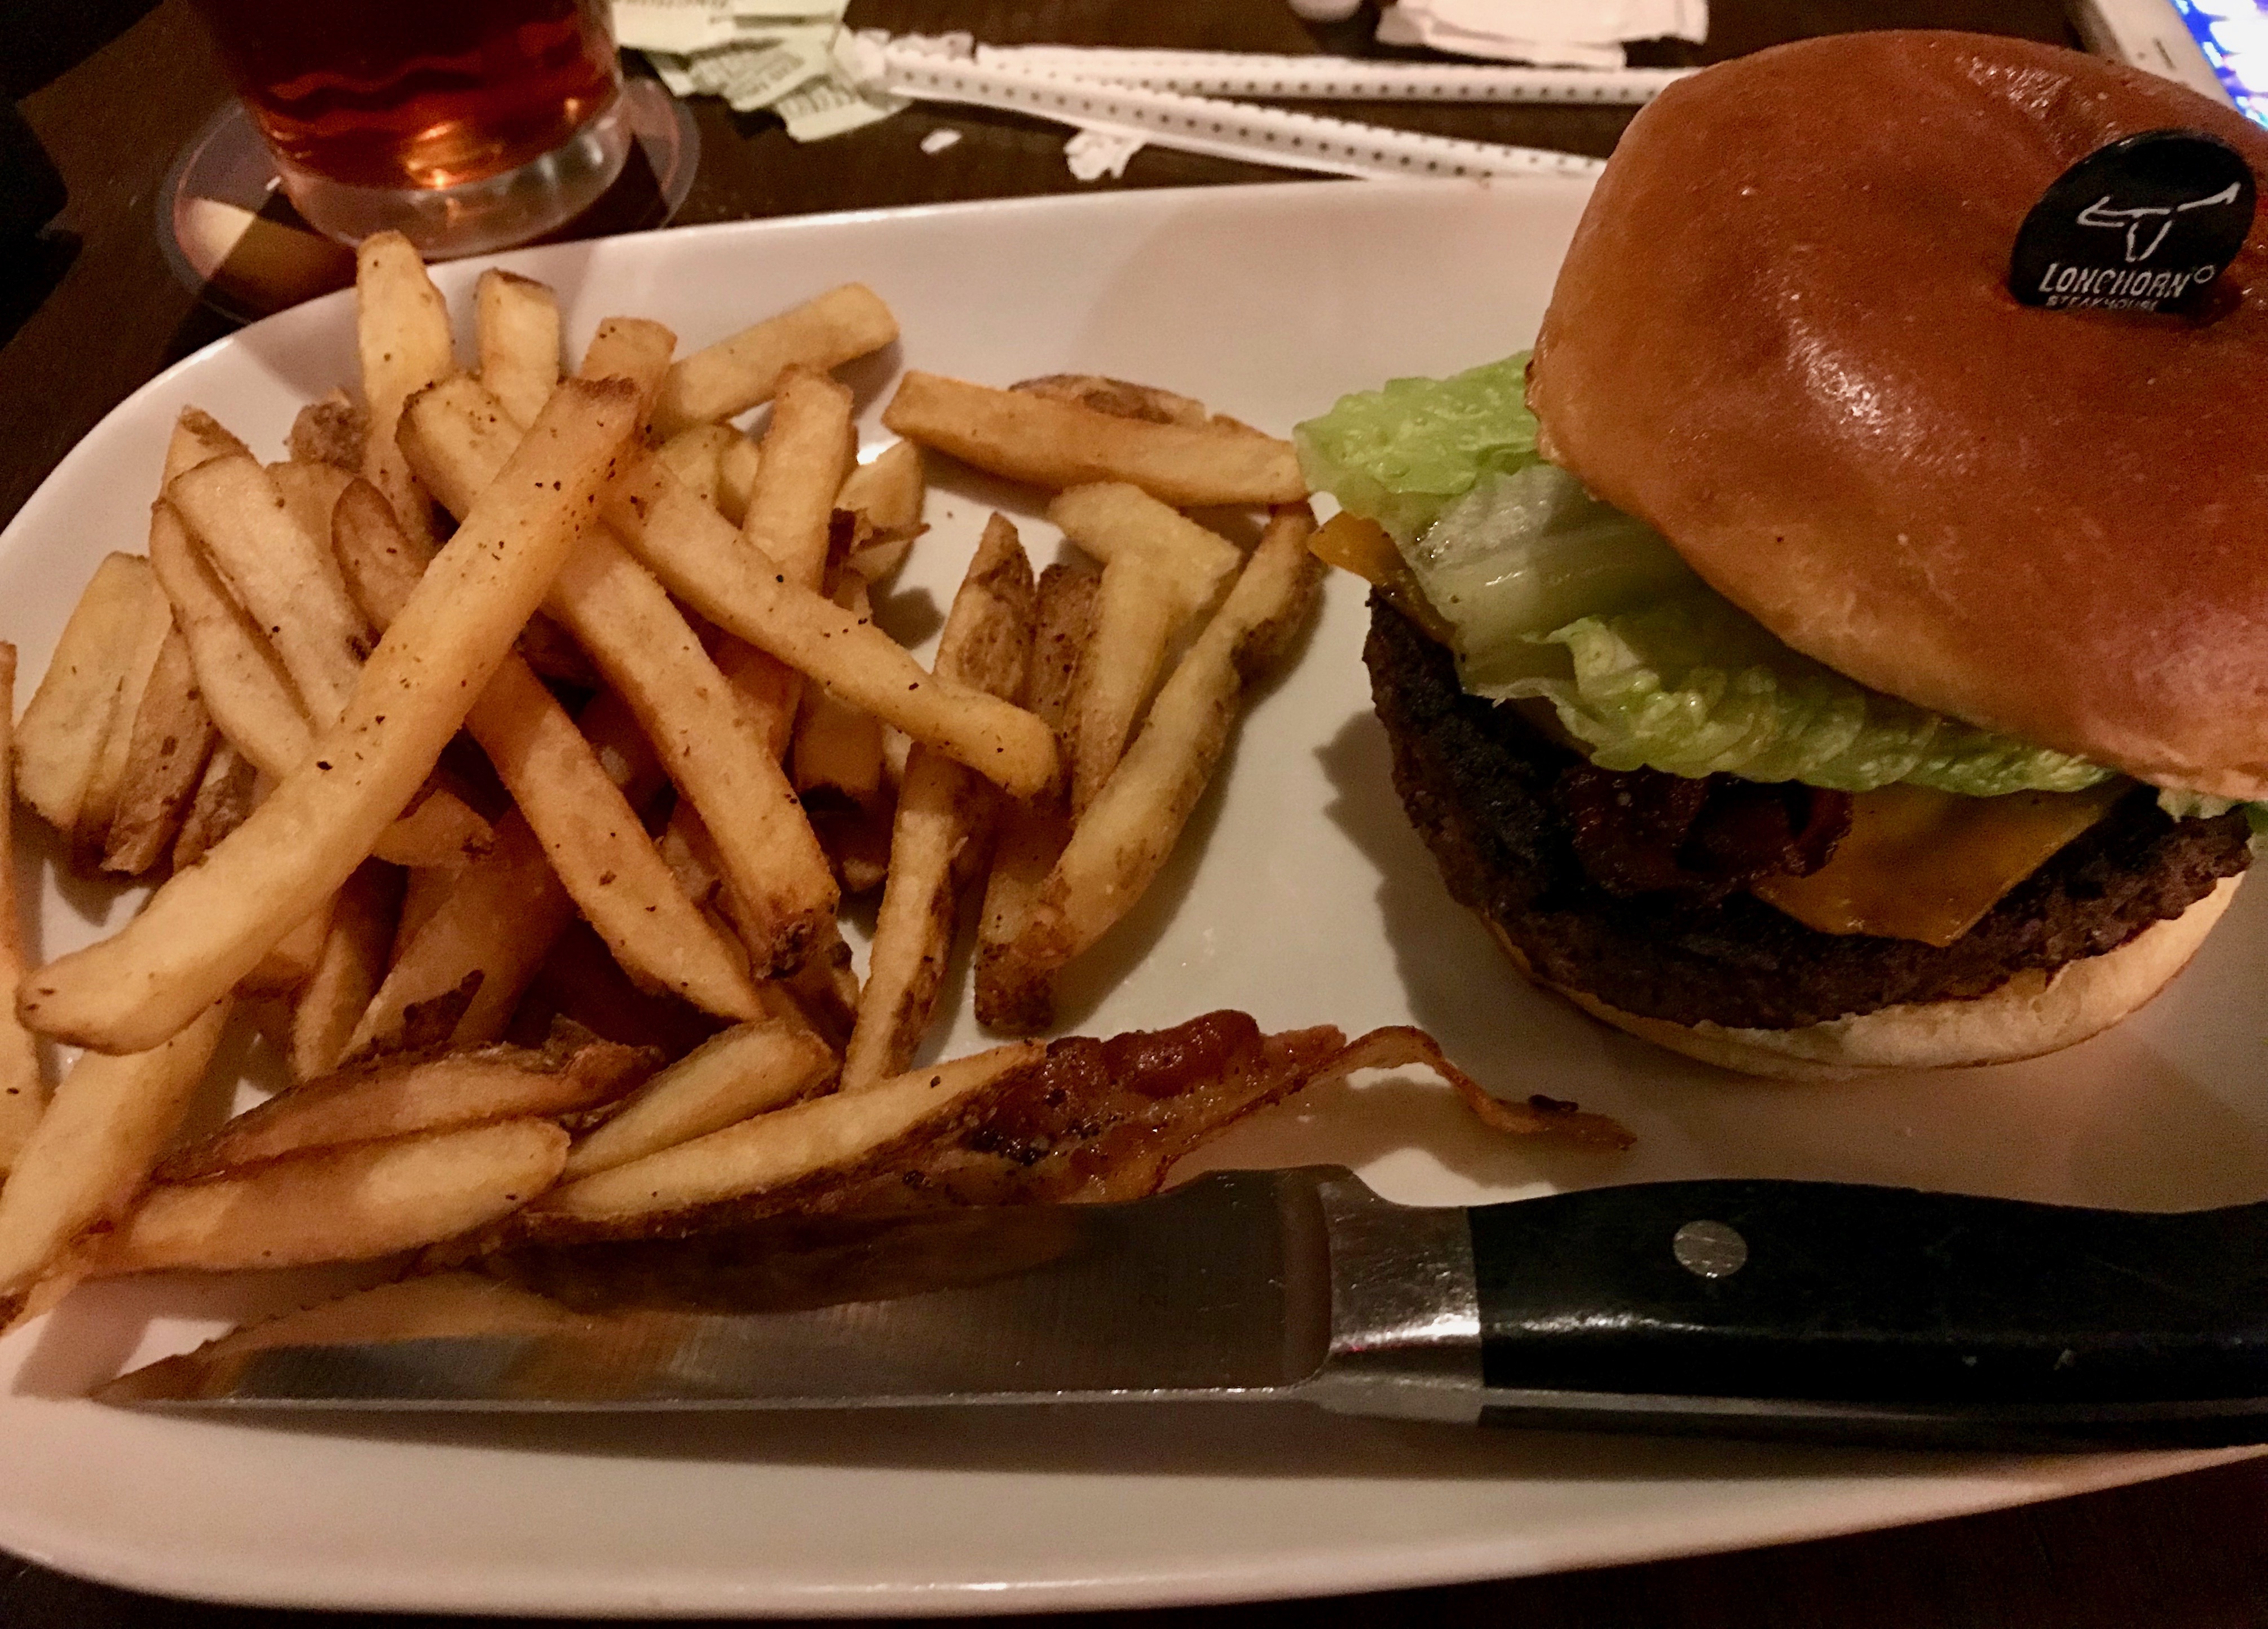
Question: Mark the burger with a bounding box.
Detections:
[1296,32,2268,1080]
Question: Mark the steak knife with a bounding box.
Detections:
[99,1166,2268,1447]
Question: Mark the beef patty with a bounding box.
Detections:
[1364,595,2253,1030]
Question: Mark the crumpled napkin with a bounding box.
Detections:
[1375,0,1706,68]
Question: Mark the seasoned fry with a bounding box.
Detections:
[976,563,1093,1033]
[399,376,838,977]
[169,407,251,480]
[837,438,924,531]
[652,282,898,437]
[167,453,371,728]
[170,740,256,870]
[266,458,356,558]
[15,553,158,834]
[881,370,1305,507]
[20,379,642,1054]
[162,1032,652,1181]
[147,497,312,780]
[789,572,886,804]
[1012,373,1209,426]
[845,515,1034,1089]
[716,430,764,526]
[68,558,177,866]
[100,624,219,876]
[601,452,1056,797]
[0,1001,229,1321]
[98,1118,570,1273]
[742,367,857,586]
[1051,485,1243,809]
[839,438,924,579]
[577,316,676,412]
[0,648,45,1175]
[355,230,455,548]
[241,895,334,996]
[286,389,366,471]
[656,423,741,511]
[350,811,575,1057]
[287,860,401,1080]
[531,1042,1044,1228]
[369,780,493,869]
[339,468,762,1017]
[563,1018,836,1179]
[475,269,561,430]
[1003,505,1323,988]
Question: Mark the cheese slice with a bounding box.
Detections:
[1750,782,2126,948]
[1309,512,1457,643]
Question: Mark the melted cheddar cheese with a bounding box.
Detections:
[1750,782,2125,948]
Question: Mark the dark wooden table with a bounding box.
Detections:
[7,0,2268,1622]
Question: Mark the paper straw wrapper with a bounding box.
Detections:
[973,47,1697,105]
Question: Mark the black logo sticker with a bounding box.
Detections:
[2009,129,2255,314]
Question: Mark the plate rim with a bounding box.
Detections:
[0,176,2253,1615]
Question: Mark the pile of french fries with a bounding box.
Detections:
[0,231,1385,1329]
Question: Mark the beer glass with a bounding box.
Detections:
[188,0,630,256]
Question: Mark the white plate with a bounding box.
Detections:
[0,179,2260,1614]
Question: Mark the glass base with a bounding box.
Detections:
[274,97,632,259]
[160,77,698,317]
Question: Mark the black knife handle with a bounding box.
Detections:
[1470,1181,2268,1446]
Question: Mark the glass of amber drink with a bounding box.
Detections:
[188,0,629,257]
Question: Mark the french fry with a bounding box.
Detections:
[789,572,886,804]
[287,860,402,1080]
[0,1001,229,1321]
[399,376,838,978]
[1051,484,1243,814]
[355,230,455,549]
[840,438,924,580]
[837,438,924,531]
[845,515,1034,1089]
[100,624,219,876]
[881,371,1305,507]
[266,458,356,559]
[0,648,45,1176]
[67,558,177,867]
[519,919,730,1060]
[577,316,676,413]
[169,740,255,871]
[349,811,576,1057]
[652,282,898,437]
[741,367,856,587]
[169,407,251,479]
[976,562,1094,1034]
[97,1118,570,1274]
[161,1032,652,1181]
[241,895,334,996]
[717,430,764,526]
[1012,373,1209,426]
[20,378,643,1055]
[286,389,367,471]
[369,778,493,869]
[1003,505,1323,988]
[562,1018,836,1179]
[14,553,157,834]
[531,1041,1043,1229]
[656,423,741,511]
[147,497,313,781]
[475,269,561,431]
[166,453,371,729]
[600,452,1056,797]
[336,475,762,1018]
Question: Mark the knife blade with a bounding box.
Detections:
[97,1167,2268,1447]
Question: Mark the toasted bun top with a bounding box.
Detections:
[1527,32,2268,799]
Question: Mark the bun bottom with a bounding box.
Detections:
[1488,875,2243,1082]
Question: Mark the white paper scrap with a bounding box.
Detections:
[920,128,963,154]
[776,72,904,142]
[1064,127,1144,180]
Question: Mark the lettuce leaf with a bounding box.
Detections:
[1495,595,2115,797]
[1292,355,1540,542]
